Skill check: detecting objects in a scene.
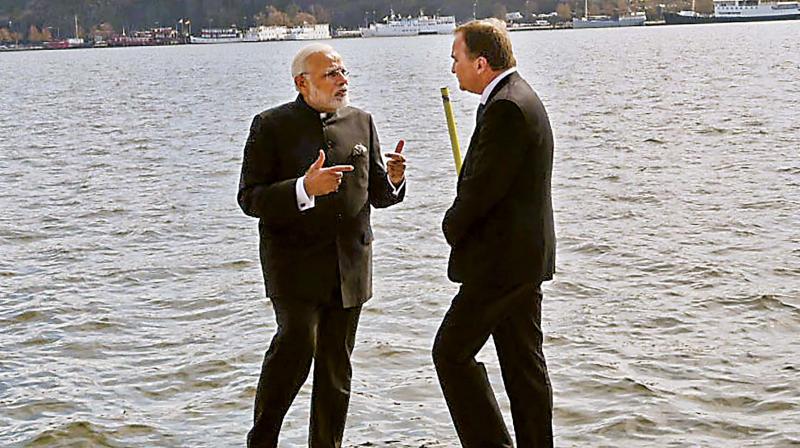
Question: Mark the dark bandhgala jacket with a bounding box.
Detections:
[443,72,555,286]
[238,95,404,308]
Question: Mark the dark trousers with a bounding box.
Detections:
[247,290,362,448]
[433,283,553,448]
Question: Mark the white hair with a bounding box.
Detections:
[291,43,337,78]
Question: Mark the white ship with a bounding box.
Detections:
[360,12,456,37]
[286,24,332,40]
[190,28,243,44]
[244,26,287,42]
[418,15,457,34]
[665,0,800,24]
[360,15,419,37]
[196,24,330,43]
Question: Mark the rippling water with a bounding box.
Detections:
[2,22,799,447]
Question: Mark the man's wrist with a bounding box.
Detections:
[296,176,315,210]
[389,176,406,195]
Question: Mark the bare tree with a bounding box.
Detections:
[310,4,332,23]
[0,27,12,43]
[695,0,714,13]
[294,12,317,25]
[493,2,508,19]
[91,22,114,39]
[556,2,573,19]
[28,25,43,42]
[256,6,290,26]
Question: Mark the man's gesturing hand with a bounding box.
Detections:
[303,150,354,196]
[386,140,406,187]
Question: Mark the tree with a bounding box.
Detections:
[556,2,572,19]
[294,12,317,25]
[28,24,43,41]
[601,0,615,15]
[695,0,714,13]
[91,22,114,39]
[0,27,12,43]
[310,4,331,23]
[522,0,539,16]
[286,3,300,21]
[0,0,522,31]
[256,6,290,26]
[492,2,508,19]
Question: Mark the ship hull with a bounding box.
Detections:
[573,15,647,28]
[360,16,456,37]
[190,36,244,44]
[664,11,800,24]
[572,20,645,28]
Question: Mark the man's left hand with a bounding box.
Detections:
[386,140,406,187]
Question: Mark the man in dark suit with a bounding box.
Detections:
[237,43,406,448]
[433,19,556,447]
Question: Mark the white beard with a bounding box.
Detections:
[329,93,349,110]
[307,82,349,111]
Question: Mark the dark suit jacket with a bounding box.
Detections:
[238,95,404,308]
[443,72,555,286]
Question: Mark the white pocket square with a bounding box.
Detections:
[353,144,367,157]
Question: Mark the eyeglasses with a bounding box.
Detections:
[323,67,349,79]
[299,67,349,81]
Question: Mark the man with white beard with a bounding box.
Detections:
[237,44,406,448]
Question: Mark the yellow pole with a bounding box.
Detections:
[440,87,462,175]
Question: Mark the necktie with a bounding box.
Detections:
[476,103,486,123]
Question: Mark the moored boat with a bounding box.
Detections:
[190,28,244,44]
[664,0,800,24]
[360,11,456,37]
[285,24,331,40]
[573,12,647,28]
[573,0,647,28]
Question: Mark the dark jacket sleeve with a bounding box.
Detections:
[367,114,405,208]
[442,100,527,247]
[237,114,304,228]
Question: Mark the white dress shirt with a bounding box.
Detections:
[480,67,517,105]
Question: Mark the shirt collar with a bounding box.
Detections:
[480,67,517,105]
[295,94,337,122]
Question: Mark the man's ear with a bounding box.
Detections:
[294,74,306,91]
[475,56,487,74]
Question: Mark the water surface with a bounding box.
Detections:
[1,22,799,447]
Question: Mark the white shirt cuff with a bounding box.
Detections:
[388,175,405,196]
[296,176,315,211]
